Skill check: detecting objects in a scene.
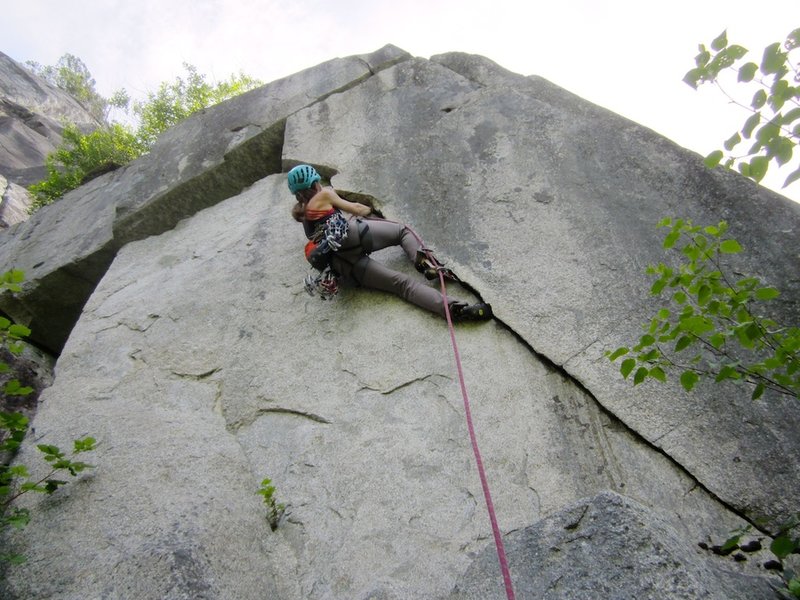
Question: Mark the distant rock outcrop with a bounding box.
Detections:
[0,45,797,599]
[0,51,100,227]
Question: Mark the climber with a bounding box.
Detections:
[288,164,492,321]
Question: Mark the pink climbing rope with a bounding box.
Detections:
[368,216,515,599]
[435,267,516,600]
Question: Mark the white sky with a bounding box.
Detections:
[4,0,800,201]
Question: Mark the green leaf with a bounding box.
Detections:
[638,334,656,348]
[73,437,96,453]
[720,239,743,254]
[8,324,31,339]
[650,279,667,295]
[675,336,694,352]
[633,367,648,385]
[681,315,715,335]
[771,535,795,559]
[787,28,800,50]
[760,42,785,75]
[704,150,723,169]
[723,132,741,152]
[751,382,765,400]
[742,112,761,138]
[607,347,629,362]
[748,156,769,182]
[620,358,636,379]
[737,62,758,82]
[709,333,726,349]
[751,89,767,110]
[36,444,63,457]
[755,287,780,300]
[649,367,667,383]
[680,370,700,391]
[663,231,681,249]
[784,165,800,188]
[711,30,728,51]
[682,68,704,89]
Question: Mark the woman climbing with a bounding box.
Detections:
[288,164,492,321]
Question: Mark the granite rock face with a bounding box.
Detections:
[0,51,100,188]
[450,492,778,600]
[1,47,797,599]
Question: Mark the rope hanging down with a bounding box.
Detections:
[370,215,515,599]
[434,263,516,600]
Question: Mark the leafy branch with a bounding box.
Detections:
[683,28,800,188]
[607,219,799,400]
[0,269,97,566]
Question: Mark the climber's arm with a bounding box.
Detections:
[325,188,372,217]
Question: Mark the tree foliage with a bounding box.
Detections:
[607,219,799,400]
[26,61,262,210]
[683,28,800,188]
[28,123,144,210]
[0,270,97,567]
[25,54,127,123]
[133,63,261,147]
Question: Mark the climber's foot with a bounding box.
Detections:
[451,302,493,322]
[415,250,459,281]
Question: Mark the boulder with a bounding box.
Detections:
[449,491,778,599]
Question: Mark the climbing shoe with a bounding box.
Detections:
[451,302,493,322]
[415,249,458,281]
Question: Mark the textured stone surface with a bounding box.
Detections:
[0,47,797,599]
[450,492,778,600]
[0,51,99,189]
[283,51,800,529]
[0,45,411,353]
[0,177,774,599]
[0,175,32,228]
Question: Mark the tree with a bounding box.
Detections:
[25,54,126,124]
[28,123,143,210]
[609,27,800,400]
[27,62,262,210]
[683,28,800,188]
[133,63,261,147]
[607,218,799,401]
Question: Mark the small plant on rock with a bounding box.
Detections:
[257,478,286,531]
[699,515,800,598]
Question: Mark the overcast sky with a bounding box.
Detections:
[5,0,799,201]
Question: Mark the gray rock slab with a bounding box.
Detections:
[0,175,33,228]
[449,491,778,600]
[0,45,411,353]
[0,176,767,599]
[0,52,99,133]
[282,52,800,529]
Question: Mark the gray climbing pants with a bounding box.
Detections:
[331,217,456,318]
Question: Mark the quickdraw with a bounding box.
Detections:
[303,266,340,300]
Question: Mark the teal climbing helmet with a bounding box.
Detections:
[287,164,321,194]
